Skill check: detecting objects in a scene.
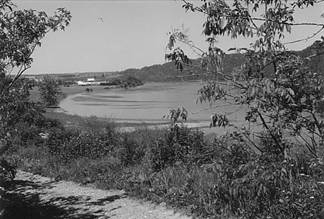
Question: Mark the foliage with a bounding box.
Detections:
[9,120,323,218]
[120,76,144,88]
[0,0,71,82]
[0,79,40,129]
[0,78,46,155]
[148,126,205,171]
[118,42,324,82]
[0,158,16,186]
[0,0,71,157]
[46,129,115,163]
[38,76,62,107]
[162,0,324,217]
[2,0,324,218]
[0,4,71,214]
[166,0,324,157]
[164,107,188,124]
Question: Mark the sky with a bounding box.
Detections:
[12,0,324,74]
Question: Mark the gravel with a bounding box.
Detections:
[6,171,192,219]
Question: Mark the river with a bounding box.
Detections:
[59,81,248,131]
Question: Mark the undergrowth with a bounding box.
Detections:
[4,115,324,219]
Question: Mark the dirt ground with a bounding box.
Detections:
[3,171,193,219]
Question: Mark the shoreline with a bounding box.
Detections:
[47,85,175,131]
[52,83,236,135]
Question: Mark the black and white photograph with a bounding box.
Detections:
[0,0,323,218]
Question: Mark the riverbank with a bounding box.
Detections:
[54,82,247,135]
[40,83,249,136]
[38,84,208,133]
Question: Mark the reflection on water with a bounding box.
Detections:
[59,81,246,124]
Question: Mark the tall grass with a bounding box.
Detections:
[6,114,324,219]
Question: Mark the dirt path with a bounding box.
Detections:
[4,171,193,219]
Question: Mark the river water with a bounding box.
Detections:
[59,81,247,129]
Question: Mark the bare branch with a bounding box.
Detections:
[284,26,324,45]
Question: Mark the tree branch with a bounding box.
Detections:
[284,26,324,45]
[257,110,283,150]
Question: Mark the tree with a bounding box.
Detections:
[39,76,62,107]
[0,0,71,155]
[165,2,324,217]
[166,0,324,158]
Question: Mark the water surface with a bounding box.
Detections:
[60,81,246,127]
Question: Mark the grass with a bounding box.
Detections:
[5,115,225,217]
[6,112,324,218]
[44,111,173,134]
[44,112,116,132]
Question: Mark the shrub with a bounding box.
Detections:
[6,115,324,219]
[117,134,143,166]
[148,125,206,171]
[47,129,118,162]
[38,76,62,107]
[222,157,324,219]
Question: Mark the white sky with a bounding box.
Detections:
[13,0,324,74]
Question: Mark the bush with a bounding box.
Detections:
[38,76,62,107]
[148,125,206,171]
[0,159,16,187]
[117,131,324,219]
[6,116,324,219]
[117,134,143,166]
[47,129,118,162]
[222,157,324,219]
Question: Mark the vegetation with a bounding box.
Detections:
[165,0,324,155]
[120,76,144,88]
[0,0,70,216]
[166,0,324,217]
[1,0,324,218]
[39,76,62,107]
[101,76,143,88]
[115,42,324,82]
[0,0,71,155]
[4,115,323,218]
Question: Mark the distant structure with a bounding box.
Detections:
[22,72,120,86]
[77,78,100,86]
[77,81,91,86]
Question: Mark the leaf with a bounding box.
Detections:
[286,88,295,96]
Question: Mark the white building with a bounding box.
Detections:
[77,81,91,86]
[87,78,95,82]
[77,80,100,86]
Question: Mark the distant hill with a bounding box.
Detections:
[119,55,245,82]
[27,41,323,83]
[119,41,323,82]
[295,40,324,74]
